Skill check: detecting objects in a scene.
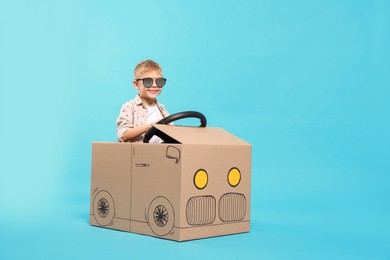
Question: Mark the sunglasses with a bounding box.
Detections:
[136,77,166,88]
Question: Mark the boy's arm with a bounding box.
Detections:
[116,102,137,142]
[121,124,153,142]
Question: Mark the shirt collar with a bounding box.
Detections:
[135,94,143,106]
[135,94,160,108]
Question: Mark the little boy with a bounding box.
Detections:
[116,59,169,143]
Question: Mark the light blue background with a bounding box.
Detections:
[1,0,389,259]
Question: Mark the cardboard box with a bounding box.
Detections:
[90,124,251,241]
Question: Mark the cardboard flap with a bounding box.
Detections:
[152,125,250,145]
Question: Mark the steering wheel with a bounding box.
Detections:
[143,111,207,143]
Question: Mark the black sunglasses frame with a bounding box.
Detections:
[136,77,166,88]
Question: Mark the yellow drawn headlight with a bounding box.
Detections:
[228,168,241,187]
[194,169,208,189]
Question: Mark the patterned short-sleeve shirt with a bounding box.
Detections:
[116,94,169,142]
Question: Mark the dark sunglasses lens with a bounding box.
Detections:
[156,78,166,87]
[143,78,153,87]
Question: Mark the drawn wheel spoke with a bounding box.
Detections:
[98,198,109,218]
[154,205,168,227]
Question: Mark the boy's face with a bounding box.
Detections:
[133,69,163,105]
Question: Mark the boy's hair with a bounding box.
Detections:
[134,60,162,79]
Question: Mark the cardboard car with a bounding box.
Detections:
[90,112,252,241]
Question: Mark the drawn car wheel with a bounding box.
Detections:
[148,197,175,236]
[93,190,115,226]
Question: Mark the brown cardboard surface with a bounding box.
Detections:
[90,142,132,231]
[90,126,251,241]
[152,124,250,145]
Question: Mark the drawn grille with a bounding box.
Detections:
[186,196,216,225]
[219,193,246,222]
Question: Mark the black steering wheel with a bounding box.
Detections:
[143,111,207,143]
